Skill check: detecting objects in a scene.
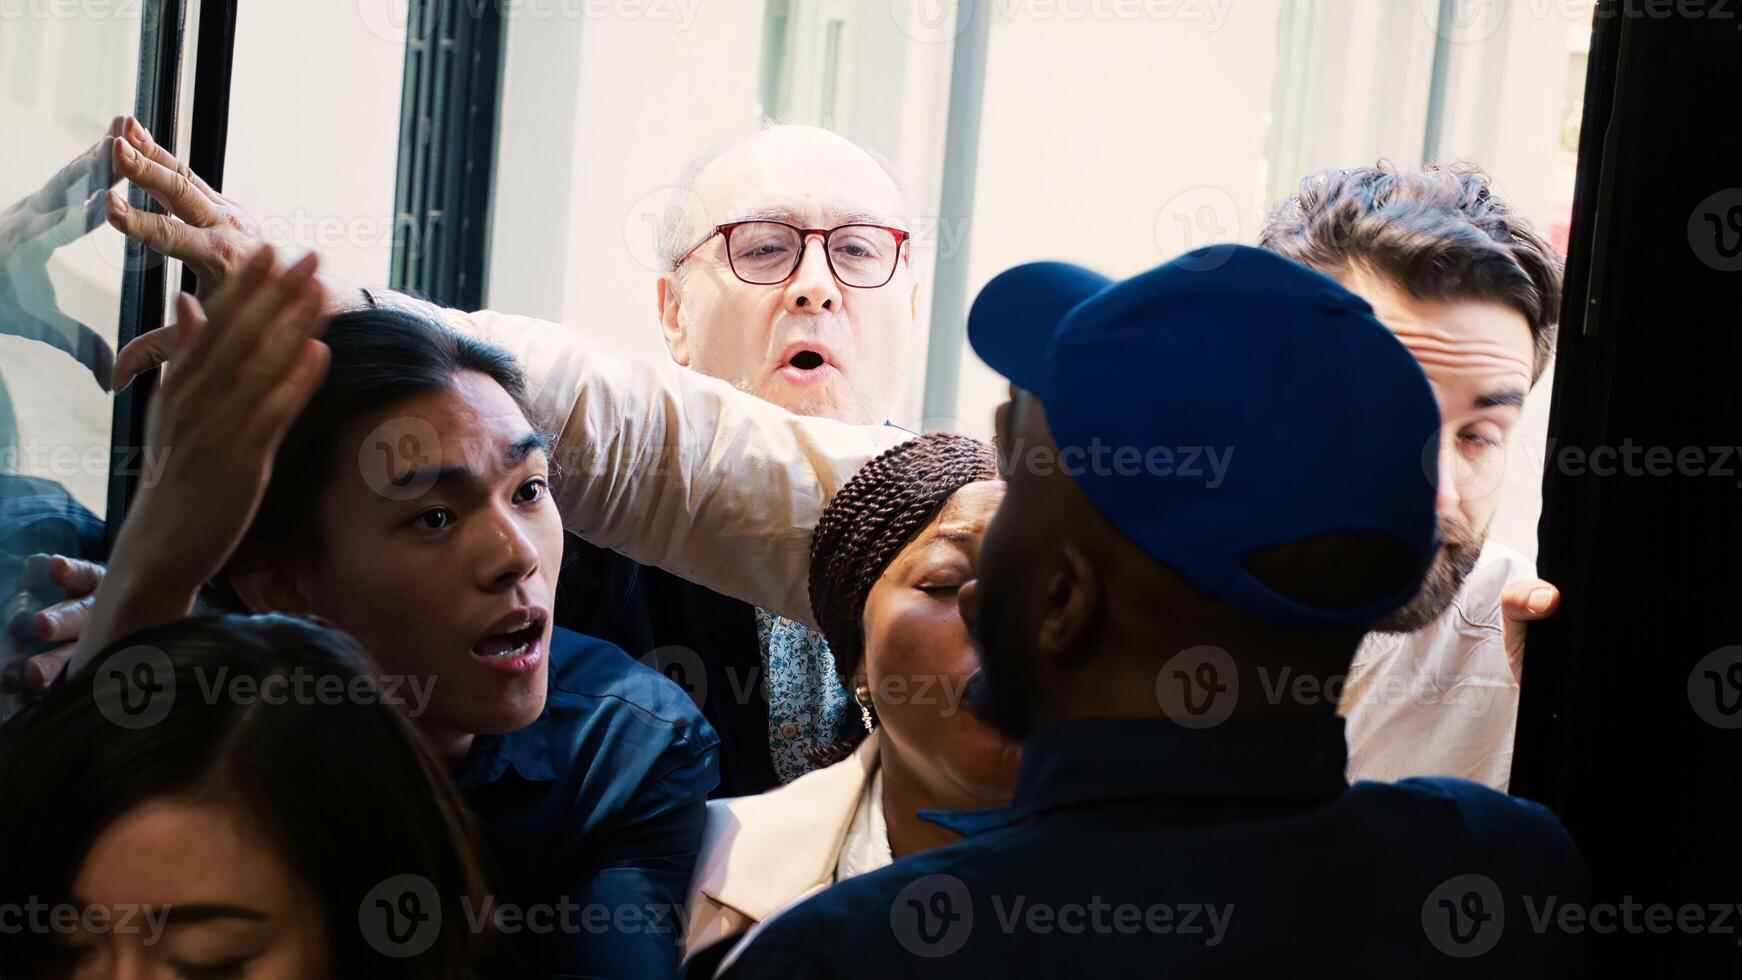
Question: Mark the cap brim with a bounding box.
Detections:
[967,262,1112,397]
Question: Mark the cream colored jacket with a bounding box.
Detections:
[681,733,880,956]
[421,302,906,627]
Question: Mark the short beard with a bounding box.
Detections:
[964,591,1037,739]
[1371,516,1489,634]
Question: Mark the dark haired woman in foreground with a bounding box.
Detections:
[55,247,716,977]
[0,614,485,979]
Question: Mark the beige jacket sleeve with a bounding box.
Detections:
[419,303,909,629]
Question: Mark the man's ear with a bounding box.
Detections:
[1035,541,1101,661]
[656,276,690,367]
[226,565,313,616]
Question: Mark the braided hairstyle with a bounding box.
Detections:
[805,433,999,762]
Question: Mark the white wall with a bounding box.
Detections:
[223,0,409,287]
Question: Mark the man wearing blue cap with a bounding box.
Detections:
[711,246,1586,978]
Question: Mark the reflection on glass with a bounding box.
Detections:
[0,6,141,715]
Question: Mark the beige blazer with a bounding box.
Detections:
[423,301,903,628]
[681,733,880,956]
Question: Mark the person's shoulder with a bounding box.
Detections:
[1366,776,1584,873]
[544,626,719,753]
[751,840,977,950]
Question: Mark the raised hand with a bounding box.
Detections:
[70,244,331,669]
[103,116,265,300]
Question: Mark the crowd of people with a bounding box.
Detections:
[0,115,1588,977]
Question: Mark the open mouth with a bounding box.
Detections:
[471,609,548,674]
[474,622,540,659]
[788,349,826,371]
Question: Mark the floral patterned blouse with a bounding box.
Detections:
[755,608,849,783]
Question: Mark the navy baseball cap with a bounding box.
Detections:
[966,245,1440,632]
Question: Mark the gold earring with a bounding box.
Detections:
[855,678,875,733]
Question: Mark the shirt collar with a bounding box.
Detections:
[922,715,1350,836]
[457,708,557,789]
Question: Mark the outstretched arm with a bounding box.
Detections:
[425,303,906,629]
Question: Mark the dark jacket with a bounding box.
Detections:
[717,715,1589,979]
[460,624,720,978]
[555,532,779,797]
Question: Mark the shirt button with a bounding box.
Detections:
[780,722,800,740]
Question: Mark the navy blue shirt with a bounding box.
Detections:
[717,716,1588,978]
[459,626,719,978]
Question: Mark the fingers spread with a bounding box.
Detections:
[113,136,218,225]
[123,116,220,203]
[106,190,197,260]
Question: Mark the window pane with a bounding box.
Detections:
[0,5,141,592]
[952,0,1594,560]
[222,2,410,287]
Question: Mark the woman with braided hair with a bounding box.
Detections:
[682,432,1022,957]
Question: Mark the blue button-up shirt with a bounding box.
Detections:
[460,626,720,978]
[717,715,1587,978]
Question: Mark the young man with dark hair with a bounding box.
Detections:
[1261,163,1565,789]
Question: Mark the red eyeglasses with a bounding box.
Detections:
[674,220,911,289]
